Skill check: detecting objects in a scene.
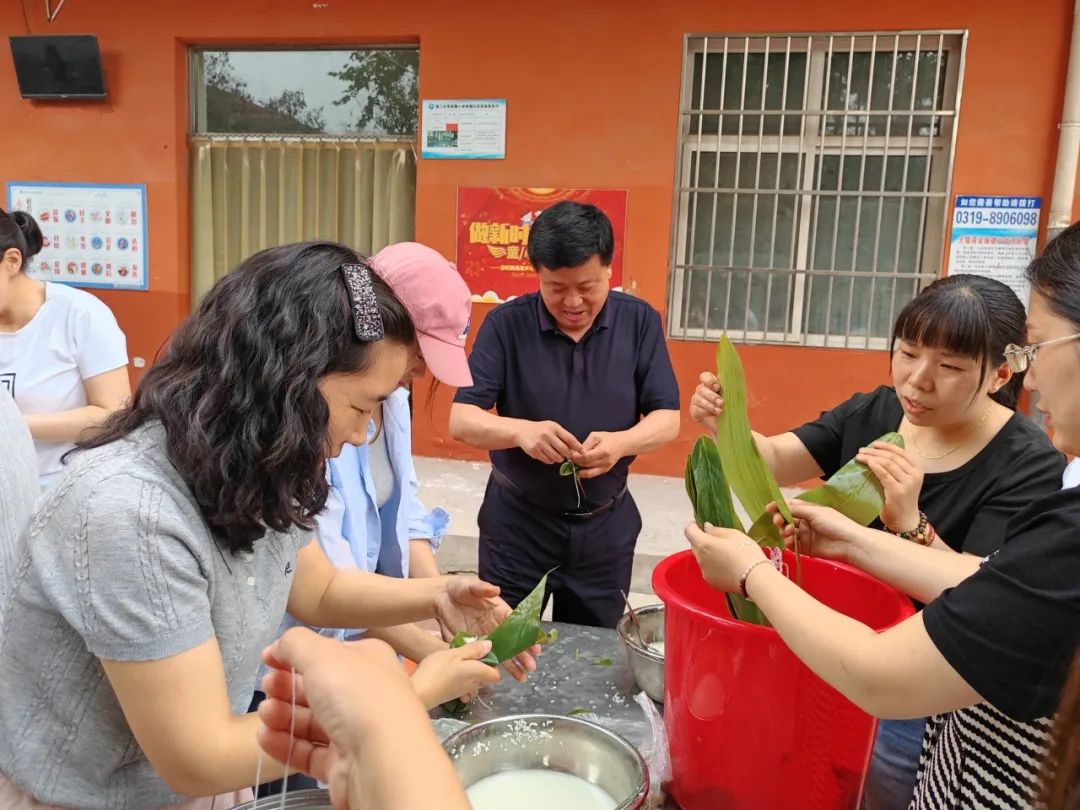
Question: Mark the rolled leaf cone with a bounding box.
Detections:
[449,571,559,664]
[797,432,905,525]
[442,571,559,713]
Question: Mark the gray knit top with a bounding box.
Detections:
[0,391,38,631]
[0,423,308,808]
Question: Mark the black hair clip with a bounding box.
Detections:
[340,263,385,341]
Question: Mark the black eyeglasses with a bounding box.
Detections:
[1003,333,1080,372]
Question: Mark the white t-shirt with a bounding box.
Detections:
[0,283,128,488]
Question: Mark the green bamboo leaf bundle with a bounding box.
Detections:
[684,335,908,627]
[714,336,793,540]
[685,436,769,625]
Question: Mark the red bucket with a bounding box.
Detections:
[652,550,914,810]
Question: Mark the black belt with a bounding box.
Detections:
[490,467,628,521]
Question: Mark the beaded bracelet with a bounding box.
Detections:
[738,558,772,600]
[884,511,936,546]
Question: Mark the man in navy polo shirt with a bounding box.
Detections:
[450,201,680,627]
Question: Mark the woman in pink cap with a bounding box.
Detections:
[255,242,533,798]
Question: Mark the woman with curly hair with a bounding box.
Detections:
[0,241,522,810]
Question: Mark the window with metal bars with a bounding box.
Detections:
[668,32,965,349]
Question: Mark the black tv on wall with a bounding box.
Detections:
[9,35,106,100]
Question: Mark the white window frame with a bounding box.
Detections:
[667,31,967,349]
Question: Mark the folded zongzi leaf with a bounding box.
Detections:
[449,570,559,664]
[797,432,905,525]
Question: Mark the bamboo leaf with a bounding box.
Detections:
[727,591,770,626]
[715,336,793,526]
[443,697,470,714]
[797,432,905,525]
[449,570,558,665]
[685,435,769,624]
[684,453,699,520]
[559,461,580,477]
[687,436,743,532]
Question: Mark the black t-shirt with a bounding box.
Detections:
[923,484,1080,721]
[791,386,1065,555]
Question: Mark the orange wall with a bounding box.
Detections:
[0,0,1073,477]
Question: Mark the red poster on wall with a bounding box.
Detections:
[456,187,628,302]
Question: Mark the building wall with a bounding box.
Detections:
[0,0,1073,476]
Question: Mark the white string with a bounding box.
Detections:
[769,546,789,578]
[278,669,296,810]
[252,744,262,810]
[251,665,297,810]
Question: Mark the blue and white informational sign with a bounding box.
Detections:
[421,99,506,160]
[6,181,149,291]
[948,195,1040,306]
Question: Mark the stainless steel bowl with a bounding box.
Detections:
[616,603,665,704]
[443,714,649,809]
[233,789,332,809]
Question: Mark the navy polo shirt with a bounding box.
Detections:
[453,291,680,512]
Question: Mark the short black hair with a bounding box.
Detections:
[891,274,1027,408]
[527,201,614,271]
[0,208,44,270]
[1027,221,1080,330]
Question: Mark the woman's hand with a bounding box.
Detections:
[258,631,424,801]
[855,441,924,533]
[689,372,723,436]
[684,522,767,592]
[433,575,506,639]
[770,500,868,565]
[432,576,540,681]
[410,639,503,709]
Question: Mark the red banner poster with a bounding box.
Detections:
[456,187,628,302]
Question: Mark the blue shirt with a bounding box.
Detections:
[453,291,679,512]
[271,387,449,647]
[318,387,449,579]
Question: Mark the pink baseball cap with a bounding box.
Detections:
[370,242,474,387]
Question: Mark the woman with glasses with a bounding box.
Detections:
[0,242,525,810]
[691,274,1065,809]
[686,222,1080,809]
